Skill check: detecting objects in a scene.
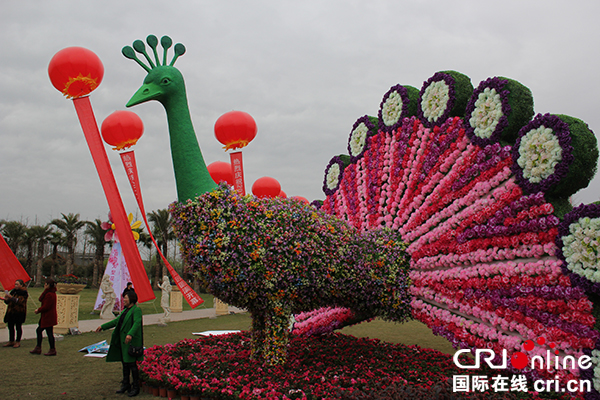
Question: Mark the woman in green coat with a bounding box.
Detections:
[96,291,143,397]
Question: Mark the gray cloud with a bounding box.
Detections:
[1,0,599,225]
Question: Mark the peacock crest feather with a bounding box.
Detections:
[122,35,186,72]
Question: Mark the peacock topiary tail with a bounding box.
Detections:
[314,71,600,390]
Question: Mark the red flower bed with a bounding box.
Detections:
[139,332,577,399]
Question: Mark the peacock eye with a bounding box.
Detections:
[161,78,170,85]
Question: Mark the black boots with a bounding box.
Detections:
[127,382,140,397]
[117,363,131,394]
[116,381,131,394]
[127,363,140,397]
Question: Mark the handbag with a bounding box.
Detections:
[128,345,144,357]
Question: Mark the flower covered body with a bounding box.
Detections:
[170,184,412,364]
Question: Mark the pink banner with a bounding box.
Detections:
[94,242,132,311]
[230,151,246,195]
[120,151,204,308]
[0,235,30,290]
[72,97,154,303]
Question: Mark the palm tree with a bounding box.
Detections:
[85,219,108,287]
[48,231,65,277]
[147,209,174,289]
[29,225,52,286]
[2,220,27,256]
[51,213,86,275]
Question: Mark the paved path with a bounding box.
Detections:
[0,306,245,343]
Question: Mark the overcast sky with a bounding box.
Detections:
[1,1,599,227]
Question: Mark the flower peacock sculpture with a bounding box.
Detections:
[123,35,413,366]
[124,34,600,396]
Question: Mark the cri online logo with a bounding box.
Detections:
[454,337,592,371]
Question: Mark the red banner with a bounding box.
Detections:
[120,151,204,308]
[0,235,30,290]
[230,151,246,195]
[72,97,154,303]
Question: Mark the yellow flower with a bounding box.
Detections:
[113,213,141,241]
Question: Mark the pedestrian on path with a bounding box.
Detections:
[30,278,57,356]
[1,279,28,348]
[96,291,144,397]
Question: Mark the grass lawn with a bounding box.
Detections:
[3,289,455,399]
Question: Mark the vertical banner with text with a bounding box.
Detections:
[230,151,245,195]
[120,151,204,308]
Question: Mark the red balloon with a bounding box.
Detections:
[101,111,144,150]
[291,196,309,204]
[214,111,257,151]
[252,177,281,198]
[207,161,234,186]
[48,47,104,99]
[278,190,287,198]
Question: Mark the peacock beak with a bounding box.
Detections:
[126,82,162,107]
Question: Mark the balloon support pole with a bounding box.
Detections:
[72,96,154,303]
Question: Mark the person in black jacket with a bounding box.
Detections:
[122,282,135,298]
[1,279,28,348]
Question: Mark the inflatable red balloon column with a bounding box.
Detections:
[208,161,235,186]
[214,111,257,195]
[252,177,281,198]
[48,48,154,303]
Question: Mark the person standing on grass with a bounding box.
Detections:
[30,278,58,356]
[96,291,144,397]
[1,279,28,348]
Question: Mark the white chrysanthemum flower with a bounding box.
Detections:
[517,125,562,183]
[469,88,504,139]
[326,163,341,191]
[563,217,600,282]
[349,123,369,157]
[421,80,450,123]
[382,91,403,126]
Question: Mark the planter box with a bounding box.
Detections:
[56,283,86,294]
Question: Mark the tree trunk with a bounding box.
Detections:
[154,250,162,290]
[26,242,34,278]
[35,241,44,287]
[161,242,168,278]
[51,245,58,278]
[66,242,74,275]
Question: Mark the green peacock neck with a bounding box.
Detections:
[162,92,217,202]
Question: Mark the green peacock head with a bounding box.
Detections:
[123,35,187,107]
